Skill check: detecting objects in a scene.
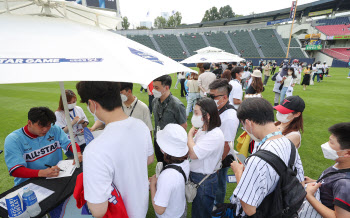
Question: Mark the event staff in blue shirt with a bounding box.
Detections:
[5,107,82,186]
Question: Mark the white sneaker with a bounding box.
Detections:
[347,77,350,79]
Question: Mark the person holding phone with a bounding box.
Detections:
[279,68,297,104]
[55,89,89,152]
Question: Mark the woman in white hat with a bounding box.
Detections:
[149,124,190,218]
[187,97,225,218]
[246,70,264,95]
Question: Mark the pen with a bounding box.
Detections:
[45,164,63,171]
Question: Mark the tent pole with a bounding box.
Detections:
[59,82,80,168]
[4,0,9,12]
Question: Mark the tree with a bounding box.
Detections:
[219,5,235,19]
[121,16,130,30]
[136,26,149,30]
[154,16,167,29]
[167,11,182,28]
[202,6,220,22]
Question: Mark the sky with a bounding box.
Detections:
[118,0,318,28]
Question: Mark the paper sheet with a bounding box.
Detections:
[0,183,54,210]
[47,160,76,179]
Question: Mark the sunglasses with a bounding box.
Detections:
[207,94,224,99]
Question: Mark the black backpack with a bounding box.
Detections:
[248,142,306,218]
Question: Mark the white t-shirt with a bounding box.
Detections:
[154,160,190,218]
[83,117,153,218]
[219,108,239,142]
[190,127,225,174]
[228,80,243,109]
[54,106,89,145]
[247,77,253,88]
[241,71,251,80]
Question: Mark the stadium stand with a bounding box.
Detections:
[322,48,350,61]
[126,35,157,51]
[316,24,350,36]
[204,32,235,54]
[180,33,207,55]
[153,34,185,59]
[229,30,260,58]
[315,16,350,26]
[289,48,307,58]
[282,38,300,47]
[252,29,285,57]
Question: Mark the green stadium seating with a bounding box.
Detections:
[127,35,157,51]
[252,29,285,58]
[180,33,207,55]
[282,38,300,47]
[289,48,306,58]
[153,34,185,59]
[229,31,260,58]
[204,32,235,54]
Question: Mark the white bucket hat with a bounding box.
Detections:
[252,70,262,78]
[156,124,188,157]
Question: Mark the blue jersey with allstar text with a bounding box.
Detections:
[5,125,72,186]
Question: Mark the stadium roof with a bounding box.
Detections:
[177,0,350,28]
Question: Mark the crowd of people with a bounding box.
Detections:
[3,59,349,218]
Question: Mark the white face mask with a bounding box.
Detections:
[288,71,293,76]
[191,115,204,129]
[120,94,128,102]
[214,96,223,108]
[67,102,76,110]
[321,142,347,161]
[276,111,292,123]
[244,121,261,142]
[153,89,163,98]
[87,101,101,122]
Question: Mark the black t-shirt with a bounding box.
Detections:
[246,86,265,94]
[319,166,350,212]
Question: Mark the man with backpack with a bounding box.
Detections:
[208,79,239,206]
[230,98,305,217]
[299,122,350,218]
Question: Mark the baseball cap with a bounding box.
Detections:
[274,96,305,114]
[252,70,262,78]
[156,124,188,157]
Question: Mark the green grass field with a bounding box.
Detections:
[0,67,349,217]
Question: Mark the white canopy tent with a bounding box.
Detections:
[181,46,245,64]
[0,0,122,29]
[195,46,225,53]
[0,14,196,167]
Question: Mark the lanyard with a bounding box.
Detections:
[69,109,76,120]
[122,99,139,117]
[257,131,282,148]
[128,100,138,117]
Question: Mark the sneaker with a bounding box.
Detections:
[347,77,350,79]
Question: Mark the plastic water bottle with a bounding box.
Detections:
[21,188,41,217]
[5,191,30,218]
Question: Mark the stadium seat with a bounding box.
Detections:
[315,16,350,26]
[229,30,260,58]
[252,29,286,58]
[315,24,350,36]
[153,34,185,59]
[322,48,350,62]
[180,33,207,55]
[127,35,157,51]
[282,38,300,47]
[204,32,235,54]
